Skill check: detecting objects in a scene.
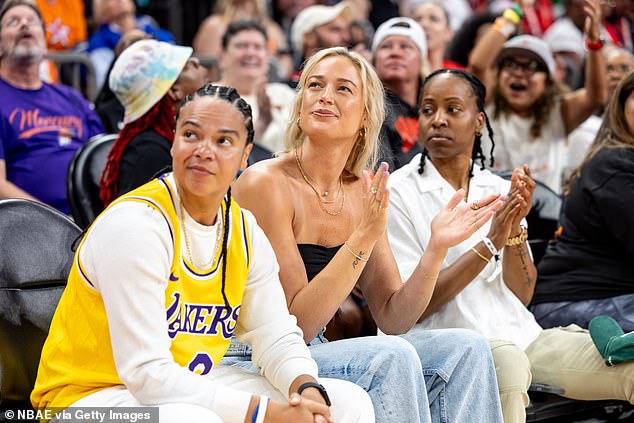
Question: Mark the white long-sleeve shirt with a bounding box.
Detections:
[79,175,318,422]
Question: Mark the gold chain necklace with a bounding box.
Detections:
[179,199,223,269]
[294,149,345,216]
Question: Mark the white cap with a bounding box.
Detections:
[371,17,427,56]
[291,2,353,54]
[543,18,585,59]
[497,35,556,75]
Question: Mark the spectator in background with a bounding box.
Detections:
[193,0,292,80]
[372,17,427,170]
[605,45,634,99]
[401,0,472,32]
[94,28,149,133]
[99,39,207,206]
[532,71,634,333]
[602,0,632,51]
[410,0,462,71]
[445,10,498,69]
[290,2,352,74]
[0,0,103,214]
[216,20,295,153]
[35,0,86,51]
[565,46,634,173]
[470,0,607,193]
[543,0,588,90]
[87,0,174,91]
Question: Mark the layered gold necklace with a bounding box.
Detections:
[294,149,345,216]
[179,199,223,269]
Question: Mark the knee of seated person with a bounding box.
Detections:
[489,340,531,393]
[373,335,421,370]
[323,378,375,420]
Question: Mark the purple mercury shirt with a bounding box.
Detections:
[0,77,104,214]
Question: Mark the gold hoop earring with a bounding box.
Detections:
[475,130,482,137]
[359,127,367,141]
[296,117,302,131]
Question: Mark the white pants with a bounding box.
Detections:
[67,364,375,423]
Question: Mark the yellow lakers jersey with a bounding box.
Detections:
[31,175,252,409]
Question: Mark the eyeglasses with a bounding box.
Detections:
[500,58,546,76]
[2,15,40,29]
[607,64,634,73]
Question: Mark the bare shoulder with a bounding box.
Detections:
[233,156,293,205]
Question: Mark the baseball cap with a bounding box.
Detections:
[109,39,193,124]
[496,35,556,76]
[543,19,585,59]
[291,2,353,54]
[371,17,427,56]
[589,315,634,367]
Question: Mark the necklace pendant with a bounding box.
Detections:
[323,191,329,197]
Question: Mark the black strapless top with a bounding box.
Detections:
[297,243,342,281]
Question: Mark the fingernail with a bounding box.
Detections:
[381,162,387,170]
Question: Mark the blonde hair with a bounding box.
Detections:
[284,47,386,176]
[214,0,267,21]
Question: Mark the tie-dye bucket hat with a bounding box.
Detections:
[109,39,193,124]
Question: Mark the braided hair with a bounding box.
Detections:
[176,84,254,311]
[418,69,495,176]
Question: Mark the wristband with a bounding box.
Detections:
[492,17,516,38]
[511,3,524,19]
[297,382,332,406]
[482,237,500,261]
[252,395,269,423]
[585,37,604,51]
[503,8,522,25]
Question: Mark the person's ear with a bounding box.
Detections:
[168,81,184,104]
[475,112,485,136]
[240,143,254,170]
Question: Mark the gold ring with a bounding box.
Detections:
[370,187,378,195]
[470,201,480,211]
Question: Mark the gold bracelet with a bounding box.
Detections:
[344,241,369,262]
[506,226,528,247]
[471,247,491,264]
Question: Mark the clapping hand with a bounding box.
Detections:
[487,164,535,249]
[358,162,390,241]
[429,189,504,250]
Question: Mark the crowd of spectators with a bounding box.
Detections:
[2,0,634,421]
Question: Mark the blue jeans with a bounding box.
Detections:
[223,328,503,423]
[401,326,504,423]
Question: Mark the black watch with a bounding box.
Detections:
[297,382,332,406]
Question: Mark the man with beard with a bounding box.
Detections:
[290,2,352,77]
[0,0,103,214]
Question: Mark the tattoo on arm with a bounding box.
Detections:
[515,244,532,285]
[352,251,366,269]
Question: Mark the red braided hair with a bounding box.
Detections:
[99,95,176,206]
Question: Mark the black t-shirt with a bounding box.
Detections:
[117,129,172,197]
[533,147,634,304]
[378,89,422,171]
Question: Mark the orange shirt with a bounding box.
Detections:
[36,0,87,50]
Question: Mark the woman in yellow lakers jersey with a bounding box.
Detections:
[31,84,374,423]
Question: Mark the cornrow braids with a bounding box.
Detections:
[177,83,255,146]
[175,83,255,312]
[418,68,496,175]
[219,187,232,311]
